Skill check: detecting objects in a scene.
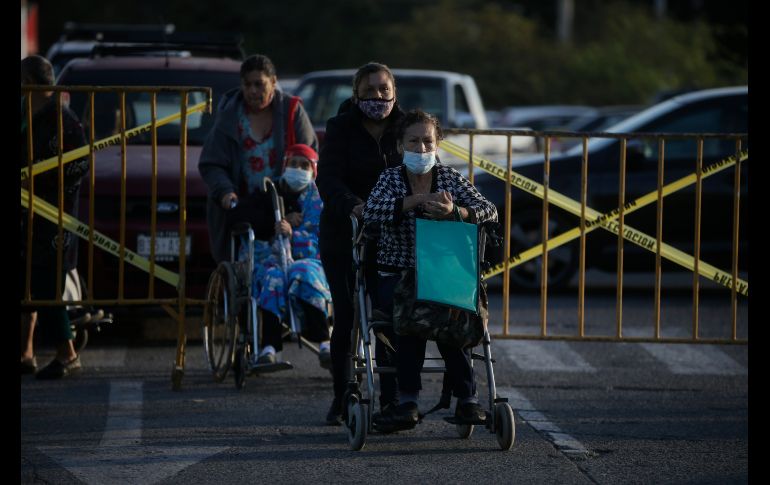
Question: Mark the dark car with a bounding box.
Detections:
[57,56,243,300]
[470,86,748,290]
[553,105,645,152]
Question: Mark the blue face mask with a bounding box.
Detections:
[282,167,313,192]
[402,150,437,174]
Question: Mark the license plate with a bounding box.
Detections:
[137,232,191,262]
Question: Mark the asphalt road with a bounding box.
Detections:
[21,289,748,484]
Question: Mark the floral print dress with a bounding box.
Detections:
[237,102,278,195]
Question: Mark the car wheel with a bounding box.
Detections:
[503,209,578,290]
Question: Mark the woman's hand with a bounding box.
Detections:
[275,219,292,237]
[422,191,454,219]
[285,212,303,227]
[220,192,238,210]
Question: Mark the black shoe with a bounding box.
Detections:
[372,402,400,434]
[373,401,419,431]
[20,356,37,375]
[454,401,487,424]
[325,397,343,426]
[35,355,81,380]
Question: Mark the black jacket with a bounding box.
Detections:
[316,101,405,254]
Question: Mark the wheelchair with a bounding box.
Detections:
[343,216,515,451]
[202,179,330,390]
[201,222,295,390]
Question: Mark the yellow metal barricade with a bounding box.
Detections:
[20,85,212,389]
[442,127,747,345]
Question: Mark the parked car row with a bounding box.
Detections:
[485,104,646,153]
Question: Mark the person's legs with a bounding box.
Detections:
[371,273,424,430]
[20,311,37,374]
[21,311,36,361]
[259,309,284,355]
[34,268,80,380]
[437,342,485,423]
[373,273,401,409]
[321,250,354,424]
[296,300,331,342]
[323,252,354,398]
[436,343,475,400]
[254,261,289,356]
[395,334,427,401]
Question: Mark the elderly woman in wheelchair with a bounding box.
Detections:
[362,109,498,432]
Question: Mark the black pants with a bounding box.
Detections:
[377,273,476,400]
[321,247,397,407]
[260,301,330,352]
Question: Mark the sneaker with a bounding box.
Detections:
[325,397,343,426]
[20,356,37,375]
[256,352,276,365]
[373,401,419,431]
[318,347,332,370]
[35,355,81,380]
[454,401,487,424]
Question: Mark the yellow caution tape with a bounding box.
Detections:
[440,140,748,296]
[20,101,208,181]
[21,188,180,288]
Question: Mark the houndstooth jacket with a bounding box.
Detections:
[363,163,498,270]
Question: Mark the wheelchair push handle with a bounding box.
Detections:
[263,176,301,343]
[263,177,284,223]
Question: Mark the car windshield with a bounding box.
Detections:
[296,75,446,126]
[59,68,240,145]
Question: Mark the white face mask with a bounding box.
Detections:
[282,167,313,191]
[402,150,437,174]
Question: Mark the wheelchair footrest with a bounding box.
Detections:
[249,361,294,374]
[71,309,114,330]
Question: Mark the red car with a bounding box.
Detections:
[57,55,242,300]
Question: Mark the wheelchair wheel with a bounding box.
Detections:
[233,344,247,390]
[202,262,238,382]
[347,397,368,451]
[456,423,474,439]
[495,403,515,450]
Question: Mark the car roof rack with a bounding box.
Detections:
[59,22,177,42]
[90,37,245,61]
[58,22,245,60]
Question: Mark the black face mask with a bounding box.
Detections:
[357,97,395,120]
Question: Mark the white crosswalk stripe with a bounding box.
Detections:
[496,340,596,373]
[498,386,591,457]
[640,343,747,375]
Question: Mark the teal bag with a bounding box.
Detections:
[392,208,487,348]
[414,217,479,313]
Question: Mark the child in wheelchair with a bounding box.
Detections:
[228,144,332,368]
